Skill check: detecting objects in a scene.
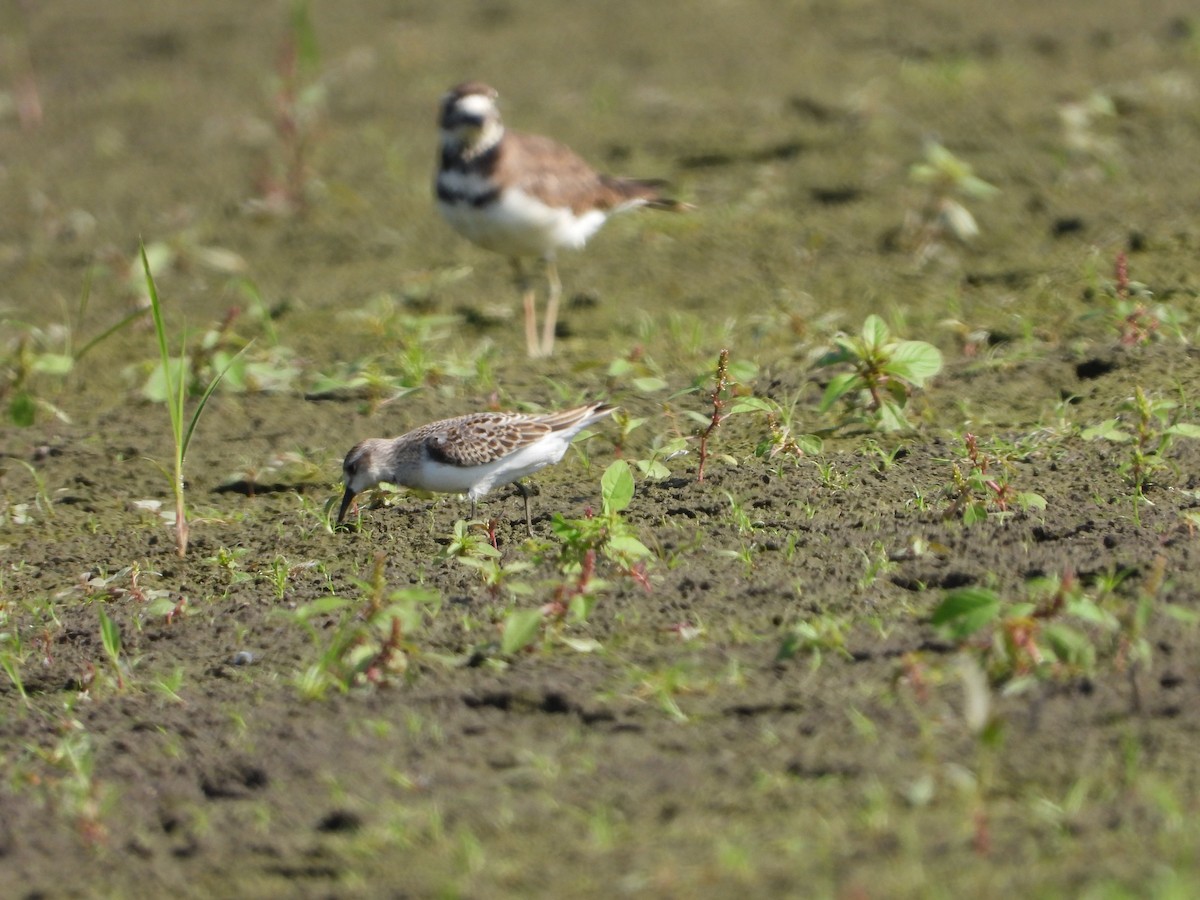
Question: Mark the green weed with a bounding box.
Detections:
[142,242,248,556]
[816,315,943,431]
[1082,386,1200,525]
[284,552,442,698]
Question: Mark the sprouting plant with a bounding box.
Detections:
[2,272,140,427]
[33,731,111,844]
[142,242,248,556]
[943,432,1046,525]
[857,540,898,589]
[0,604,30,706]
[606,350,671,397]
[776,613,853,670]
[252,0,326,215]
[816,315,943,431]
[1,458,54,524]
[1090,251,1184,346]
[283,552,441,699]
[905,141,999,255]
[549,459,653,575]
[97,608,125,691]
[928,566,1196,697]
[439,519,534,602]
[1082,386,1200,525]
[728,394,822,460]
[633,434,690,481]
[1058,92,1119,170]
[499,461,652,656]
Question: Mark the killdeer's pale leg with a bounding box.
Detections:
[540,259,563,357]
[511,259,540,357]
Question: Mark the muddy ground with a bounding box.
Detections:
[3,1,1200,897]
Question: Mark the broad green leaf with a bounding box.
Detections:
[560,636,602,653]
[962,502,988,525]
[601,459,635,513]
[606,533,652,559]
[142,356,190,404]
[1016,491,1047,511]
[99,608,122,659]
[818,372,862,412]
[1042,623,1096,668]
[1166,423,1200,439]
[1163,604,1200,625]
[632,376,668,393]
[31,353,74,376]
[728,359,759,383]
[9,391,35,427]
[1065,598,1119,631]
[861,314,890,349]
[730,396,777,415]
[293,596,352,621]
[635,458,671,480]
[1081,419,1130,442]
[876,398,910,432]
[885,341,943,386]
[930,588,1000,639]
[794,434,824,455]
[606,358,635,378]
[501,608,543,655]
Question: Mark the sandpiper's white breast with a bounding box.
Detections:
[412,431,575,500]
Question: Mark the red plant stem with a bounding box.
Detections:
[697,349,730,483]
[1114,251,1129,299]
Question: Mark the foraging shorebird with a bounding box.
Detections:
[435,81,689,357]
[337,402,616,533]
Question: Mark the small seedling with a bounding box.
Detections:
[729,394,823,460]
[776,613,853,670]
[0,606,30,706]
[1082,386,1200,525]
[816,315,943,431]
[928,566,1195,699]
[97,608,125,690]
[252,0,326,215]
[2,272,139,427]
[943,433,1046,525]
[142,242,248,556]
[905,141,999,257]
[283,552,442,698]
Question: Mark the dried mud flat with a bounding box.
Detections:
[3,1,1200,897]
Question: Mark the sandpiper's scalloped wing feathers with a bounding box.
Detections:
[420,404,615,468]
[423,412,552,468]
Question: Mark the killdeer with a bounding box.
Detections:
[337,402,616,533]
[435,81,688,357]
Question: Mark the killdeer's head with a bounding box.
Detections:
[439,82,504,159]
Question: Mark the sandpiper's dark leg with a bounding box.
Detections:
[514,481,533,536]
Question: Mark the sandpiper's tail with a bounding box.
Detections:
[541,402,618,433]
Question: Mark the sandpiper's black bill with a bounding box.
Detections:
[336,488,356,526]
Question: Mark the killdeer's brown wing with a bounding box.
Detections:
[501,131,680,215]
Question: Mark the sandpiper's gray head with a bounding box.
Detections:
[337,440,380,525]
